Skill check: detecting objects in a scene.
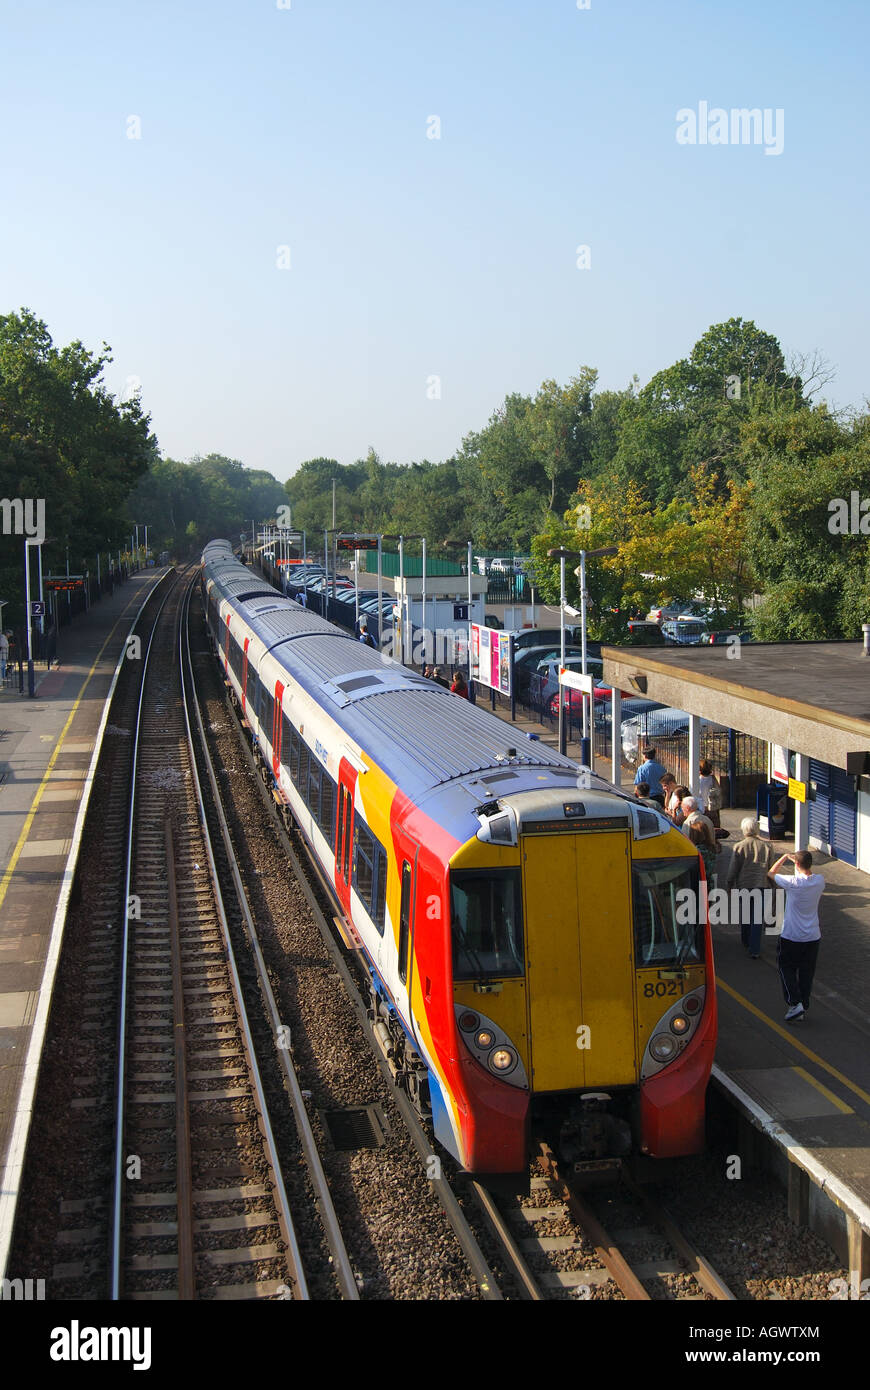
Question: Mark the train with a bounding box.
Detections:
[201,538,717,1177]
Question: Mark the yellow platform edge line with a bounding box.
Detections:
[0,587,147,914]
[791,1065,854,1115]
[717,976,870,1110]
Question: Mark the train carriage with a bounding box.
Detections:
[201,542,717,1176]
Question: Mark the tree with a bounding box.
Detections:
[0,308,157,623]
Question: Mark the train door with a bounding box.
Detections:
[271,681,284,778]
[224,615,231,672]
[522,829,636,1092]
[334,760,357,915]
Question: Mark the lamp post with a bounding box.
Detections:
[548,545,618,760]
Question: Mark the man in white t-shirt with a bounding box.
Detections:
[767,850,825,1023]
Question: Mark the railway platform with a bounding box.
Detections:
[0,568,164,1271]
[486,694,870,1277]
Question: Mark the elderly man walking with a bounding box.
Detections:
[767,850,825,1023]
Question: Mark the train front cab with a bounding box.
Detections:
[449,794,716,1172]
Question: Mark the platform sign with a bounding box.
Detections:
[46,577,84,591]
[336,535,379,551]
[772,745,790,784]
[559,669,596,694]
[30,600,45,617]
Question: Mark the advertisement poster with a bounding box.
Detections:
[470,623,512,696]
[499,633,511,694]
[479,625,490,686]
[471,623,480,684]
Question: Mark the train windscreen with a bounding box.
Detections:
[631,858,705,967]
[450,869,525,980]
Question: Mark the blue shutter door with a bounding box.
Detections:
[830,767,857,866]
[809,760,829,845]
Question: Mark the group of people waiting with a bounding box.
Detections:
[632,746,825,1023]
[633,749,723,884]
[422,665,469,698]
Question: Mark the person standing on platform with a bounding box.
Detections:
[0,631,7,682]
[450,671,469,698]
[634,747,668,806]
[726,817,773,958]
[767,850,825,1022]
[357,619,376,648]
[698,759,722,827]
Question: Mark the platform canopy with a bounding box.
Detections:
[600,641,870,774]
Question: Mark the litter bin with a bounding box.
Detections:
[757,781,793,840]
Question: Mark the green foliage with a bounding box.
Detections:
[128,454,287,556]
[0,307,157,624]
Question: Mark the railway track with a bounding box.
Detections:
[110,567,367,1299]
[469,1144,737,1301]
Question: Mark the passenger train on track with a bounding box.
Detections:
[201,539,717,1177]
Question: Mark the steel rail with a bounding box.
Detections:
[110,568,181,1301]
[166,817,196,1300]
[618,1165,737,1301]
[470,1181,543,1300]
[536,1141,651,1300]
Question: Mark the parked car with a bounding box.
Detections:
[704,629,754,645]
[507,627,599,655]
[624,621,672,646]
[621,707,727,762]
[514,645,583,697]
[529,655,604,705]
[661,619,708,646]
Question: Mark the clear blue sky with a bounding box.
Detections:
[1,0,867,482]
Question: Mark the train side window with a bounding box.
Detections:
[354,822,375,910]
[398,861,412,982]
[297,739,310,794]
[318,772,336,849]
[307,756,321,819]
[373,845,387,935]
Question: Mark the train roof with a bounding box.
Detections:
[202,546,593,805]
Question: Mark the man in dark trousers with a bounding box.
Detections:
[767,849,825,1023]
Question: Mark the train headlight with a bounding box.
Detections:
[490,1047,517,1073]
[649,1034,678,1063]
[670,1015,689,1035]
[683,995,701,1016]
[458,1011,479,1032]
[475,1029,495,1050]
